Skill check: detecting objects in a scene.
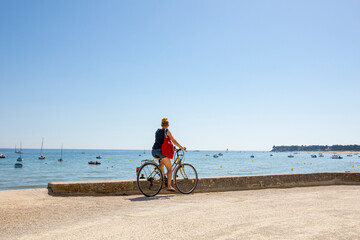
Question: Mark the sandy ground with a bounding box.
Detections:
[1,186,360,240]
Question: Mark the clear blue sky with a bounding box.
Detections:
[1,0,359,150]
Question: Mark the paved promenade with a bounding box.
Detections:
[1,186,360,240]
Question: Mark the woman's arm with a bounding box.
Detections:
[167,130,186,150]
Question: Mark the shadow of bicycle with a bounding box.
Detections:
[128,195,174,202]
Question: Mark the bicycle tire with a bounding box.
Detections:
[174,163,198,194]
[137,162,163,197]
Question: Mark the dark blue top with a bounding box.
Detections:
[152,128,168,149]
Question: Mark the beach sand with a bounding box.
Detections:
[1,186,360,240]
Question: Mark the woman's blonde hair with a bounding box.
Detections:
[161,118,169,127]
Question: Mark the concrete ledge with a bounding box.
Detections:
[48,172,360,196]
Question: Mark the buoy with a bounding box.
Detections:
[192,179,194,183]
[205,158,207,160]
[129,160,131,162]
[297,162,298,164]
[291,168,293,171]
[252,160,254,162]
[220,165,222,168]
[352,165,354,168]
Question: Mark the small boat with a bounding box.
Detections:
[17,155,23,162]
[58,144,64,162]
[250,155,254,158]
[14,163,23,168]
[15,142,23,154]
[347,155,352,157]
[205,154,209,156]
[81,152,86,154]
[288,155,294,158]
[311,155,317,158]
[213,154,219,158]
[331,154,343,159]
[88,161,101,165]
[96,155,102,159]
[0,153,6,158]
[270,154,273,156]
[319,153,324,157]
[139,154,141,156]
[218,153,223,156]
[38,138,46,160]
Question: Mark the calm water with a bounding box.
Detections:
[0,148,359,191]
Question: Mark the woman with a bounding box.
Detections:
[152,118,186,191]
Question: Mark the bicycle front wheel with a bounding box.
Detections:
[137,162,163,197]
[174,163,198,194]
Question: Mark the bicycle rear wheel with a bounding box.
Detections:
[174,163,198,194]
[137,162,163,197]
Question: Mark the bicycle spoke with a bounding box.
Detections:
[174,163,198,194]
[137,163,163,197]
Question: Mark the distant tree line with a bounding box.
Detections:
[271,145,360,152]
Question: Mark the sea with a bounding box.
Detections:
[0,149,359,191]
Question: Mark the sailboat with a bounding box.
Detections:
[38,138,46,159]
[15,142,23,154]
[58,144,63,161]
[19,142,23,154]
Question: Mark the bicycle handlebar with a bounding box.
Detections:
[174,146,186,152]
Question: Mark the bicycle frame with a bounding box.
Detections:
[139,150,189,184]
[159,150,189,179]
[137,149,198,196]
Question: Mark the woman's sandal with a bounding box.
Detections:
[167,187,176,192]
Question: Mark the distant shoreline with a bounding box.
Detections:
[275,151,360,154]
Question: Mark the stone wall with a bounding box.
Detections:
[48,172,360,196]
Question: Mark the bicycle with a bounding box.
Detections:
[136,148,198,197]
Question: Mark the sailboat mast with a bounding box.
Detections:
[40,138,44,155]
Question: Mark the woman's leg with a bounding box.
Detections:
[161,157,174,190]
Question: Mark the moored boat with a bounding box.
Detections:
[213,154,218,158]
[311,155,317,158]
[17,155,23,162]
[96,155,102,159]
[15,142,23,154]
[319,153,324,157]
[15,163,23,168]
[58,144,64,162]
[38,138,46,160]
[331,154,343,159]
[0,153,6,158]
[88,161,101,165]
[250,155,254,158]
[288,155,294,158]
